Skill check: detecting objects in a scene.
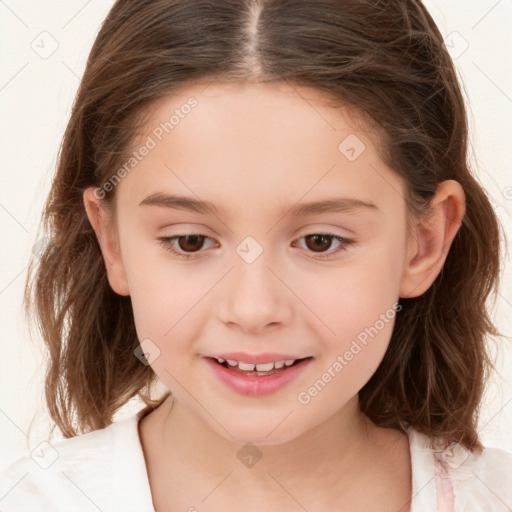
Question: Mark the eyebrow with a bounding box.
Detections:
[139,192,378,217]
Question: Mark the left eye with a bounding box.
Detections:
[293,233,354,258]
[158,232,354,260]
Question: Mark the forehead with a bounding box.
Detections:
[138,80,380,143]
[116,80,402,217]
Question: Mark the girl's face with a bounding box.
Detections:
[91,81,418,444]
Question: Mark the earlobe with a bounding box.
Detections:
[83,188,130,296]
[399,180,466,298]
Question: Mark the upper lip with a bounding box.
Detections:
[206,352,309,364]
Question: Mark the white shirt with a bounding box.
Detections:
[1,408,511,511]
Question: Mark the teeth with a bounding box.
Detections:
[255,362,274,372]
[238,361,256,371]
[216,357,298,371]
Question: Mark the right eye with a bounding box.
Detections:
[158,234,217,259]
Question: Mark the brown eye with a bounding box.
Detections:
[303,234,333,253]
[158,232,354,261]
[158,234,216,259]
[294,232,354,259]
[176,235,207,253]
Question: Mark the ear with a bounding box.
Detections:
[400,180,466,298]
[83,187,130,296]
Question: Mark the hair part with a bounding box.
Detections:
[25,0,503,450]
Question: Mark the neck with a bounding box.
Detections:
[139,393,408,511]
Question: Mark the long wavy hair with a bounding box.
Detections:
[25,0,504,451]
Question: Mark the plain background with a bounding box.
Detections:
[1,0,511,470]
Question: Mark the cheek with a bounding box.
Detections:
[294,271,401,413]
[127,276,209,387]
[292,235,405,401]
[121,243,217,371]
[297,238,405,339]
[116,232,186,341]
[127,272,204,347]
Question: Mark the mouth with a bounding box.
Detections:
[204,352,314,396]
[206,356,313,376]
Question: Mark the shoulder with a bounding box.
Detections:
[407,427,512,511]
[0,412,154,512]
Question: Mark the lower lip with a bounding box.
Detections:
[204,357,312,397]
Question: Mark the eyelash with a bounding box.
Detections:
[157,232,354,260]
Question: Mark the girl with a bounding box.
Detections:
[1,1,511,511]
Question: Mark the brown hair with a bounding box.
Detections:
[25,0,504,451]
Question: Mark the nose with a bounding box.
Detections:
[217,248,294,334]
